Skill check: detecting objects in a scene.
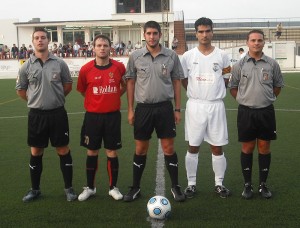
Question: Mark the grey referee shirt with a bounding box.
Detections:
[16,53,72,110]
[125,45,184,103]
[229,53,284,108]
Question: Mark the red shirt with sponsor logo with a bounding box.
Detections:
[77,59,125,113]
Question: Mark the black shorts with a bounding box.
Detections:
[237,104,277,142]
[80,111,122,150]
[28,106,69,148]
[134,101,176,140]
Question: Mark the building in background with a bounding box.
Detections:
[0,0,184,53]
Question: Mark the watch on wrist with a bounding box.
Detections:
[174,108,181,112]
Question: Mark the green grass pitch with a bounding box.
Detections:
[0,73,299,227]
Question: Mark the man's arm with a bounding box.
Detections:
[222,65,232,88]
[173,79,181,124]
[181,78,188,90]
[16,89,27,101]
[230,88,238,99]
[63,83,72,96]
[126,78,135,125]
[273,87,281,97]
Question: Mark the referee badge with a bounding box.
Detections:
[162,64,167,76]
[263,73,269,81]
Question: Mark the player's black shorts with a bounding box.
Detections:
[80,111,122,150]
[237,104,277,142]
[134,101,176,140]
[28,106,69,148]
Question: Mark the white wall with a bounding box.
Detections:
[0,19,19,48]
[224,41,297,69]
[18,27,34,47]
[0,57,129,79]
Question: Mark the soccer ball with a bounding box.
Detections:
[147,195,171,220]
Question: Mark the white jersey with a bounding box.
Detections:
[181,47,230,101]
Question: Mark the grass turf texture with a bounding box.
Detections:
[0,73,299,227]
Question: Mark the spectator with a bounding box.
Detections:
[87,42,93,57]
[2,45,10,59]
[125,41,133,55]
[134,41,142,50]
[73,42,80,57]
[27,44,34,58]
[81,42,87,57]
[275,23,283,40]
[66,43,73,57]
[172,36,179,50]
[114,42,120,55]
[239,48,246,59]
[120,41,125,55]
[19,44,27,59]
[52,43,58,55]
[11,44,19,59]
[58,43,64,57]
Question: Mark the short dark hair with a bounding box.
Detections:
[194,17,213,32]
[247,29,265,40]
[32,27,50,40]
[144,21,161,34]
[93,34,111,47]
[239,48,244,52]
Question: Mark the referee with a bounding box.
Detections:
[229,29,284,199]
[16,28,77,202]
[123,21,185,202]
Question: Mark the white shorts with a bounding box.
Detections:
[185,99,228,146]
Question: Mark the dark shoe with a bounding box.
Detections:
[64,187,77,201]
[22,189,41,202]
[215,185,230,198]
[258,182,272,199]
[123,187,140,202]
[171,185,186,202]
[184,185,196,198]
[242,183,253,199]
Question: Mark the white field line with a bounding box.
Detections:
[284,84,300,91]
[147,140,166,227]
[0,98,19,105]
[1,108,300,120]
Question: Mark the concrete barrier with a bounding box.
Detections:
[0,57,129,79]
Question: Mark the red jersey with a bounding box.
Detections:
[77,59,125,113]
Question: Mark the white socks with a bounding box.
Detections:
[186,151,227,187]
[185,151,199,186]
[212,153,227,186]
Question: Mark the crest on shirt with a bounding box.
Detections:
[263,73,269,81]
[109,72,114,78]
[213,63,220,72]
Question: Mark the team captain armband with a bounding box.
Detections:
[222,66,232,79]
[223,73,232,79]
